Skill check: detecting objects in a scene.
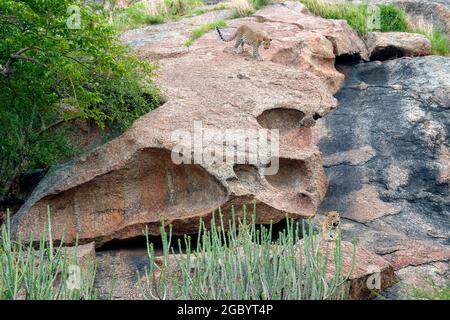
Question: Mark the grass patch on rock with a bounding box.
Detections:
[185,19,228,47]
[299,0,407,35]
[112,0,225,31]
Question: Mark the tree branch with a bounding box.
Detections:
[0,46,48,76]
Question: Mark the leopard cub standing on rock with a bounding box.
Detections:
[322,211,341,241]
[216,25,272,61]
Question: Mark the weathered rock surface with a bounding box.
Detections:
[386,0,450,41]
[95,247,149,300]
[127,1,369,94]
[315,56,450,296]
[120,8,235,59]
[381,261,449,299]
[64,241,96,272]
[365,31,432,60]
[11,2,374,247]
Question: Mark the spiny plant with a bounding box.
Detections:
[139,204,356,300]
[0,209,97,300]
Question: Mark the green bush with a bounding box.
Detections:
[415,28,449,56]
[139,205,355,300]
[113,0,204,31]
[113,1,165,31]
[252,0,270,10]
[0,0,161,200]
[378,4,407,33]
[164,0,203,17]
[300,1,407,35]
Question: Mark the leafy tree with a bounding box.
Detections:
[0,0,161,201]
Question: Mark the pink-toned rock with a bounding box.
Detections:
[11,28,337,246]
[121,9,235,59]
[330,185,402,223]
[254,3,369,58]
[64,242,96,272]
[127,1,369,94]
[382,240,450,270]
[365,31,432,60]
[321,241,395,299]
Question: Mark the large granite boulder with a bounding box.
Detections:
[11,2,374,247]
[315,56,450,297]
[126,1,369,94]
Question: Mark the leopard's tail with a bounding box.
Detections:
[216,27,237,42]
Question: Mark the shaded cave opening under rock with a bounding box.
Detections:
[335,53,365,77]
[95,218,310,255]
[369,46,406,62]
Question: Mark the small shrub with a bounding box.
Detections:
[409,20,450,56]
[113,1,165,31]
[300,1,410,35]
[164,0,203,17]
[252,0,270,10]
[426,30,449,56]
[379,4,408,33]
[185,19,228,47]
[113,0,205,30]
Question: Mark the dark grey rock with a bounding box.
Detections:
[317,56,450,296]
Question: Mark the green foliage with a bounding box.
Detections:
[378,4,407,32]
[185,19,227,47]
[164,0,203,17]
[0,209,98,300]
[112,1,165,31]
[415,28,449,56]
[251,0,270,10]
[112,0,204,31]
[299,0,448,55]
[139,204,355,300]
[0,0,161,199]
[300,1,407,35]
